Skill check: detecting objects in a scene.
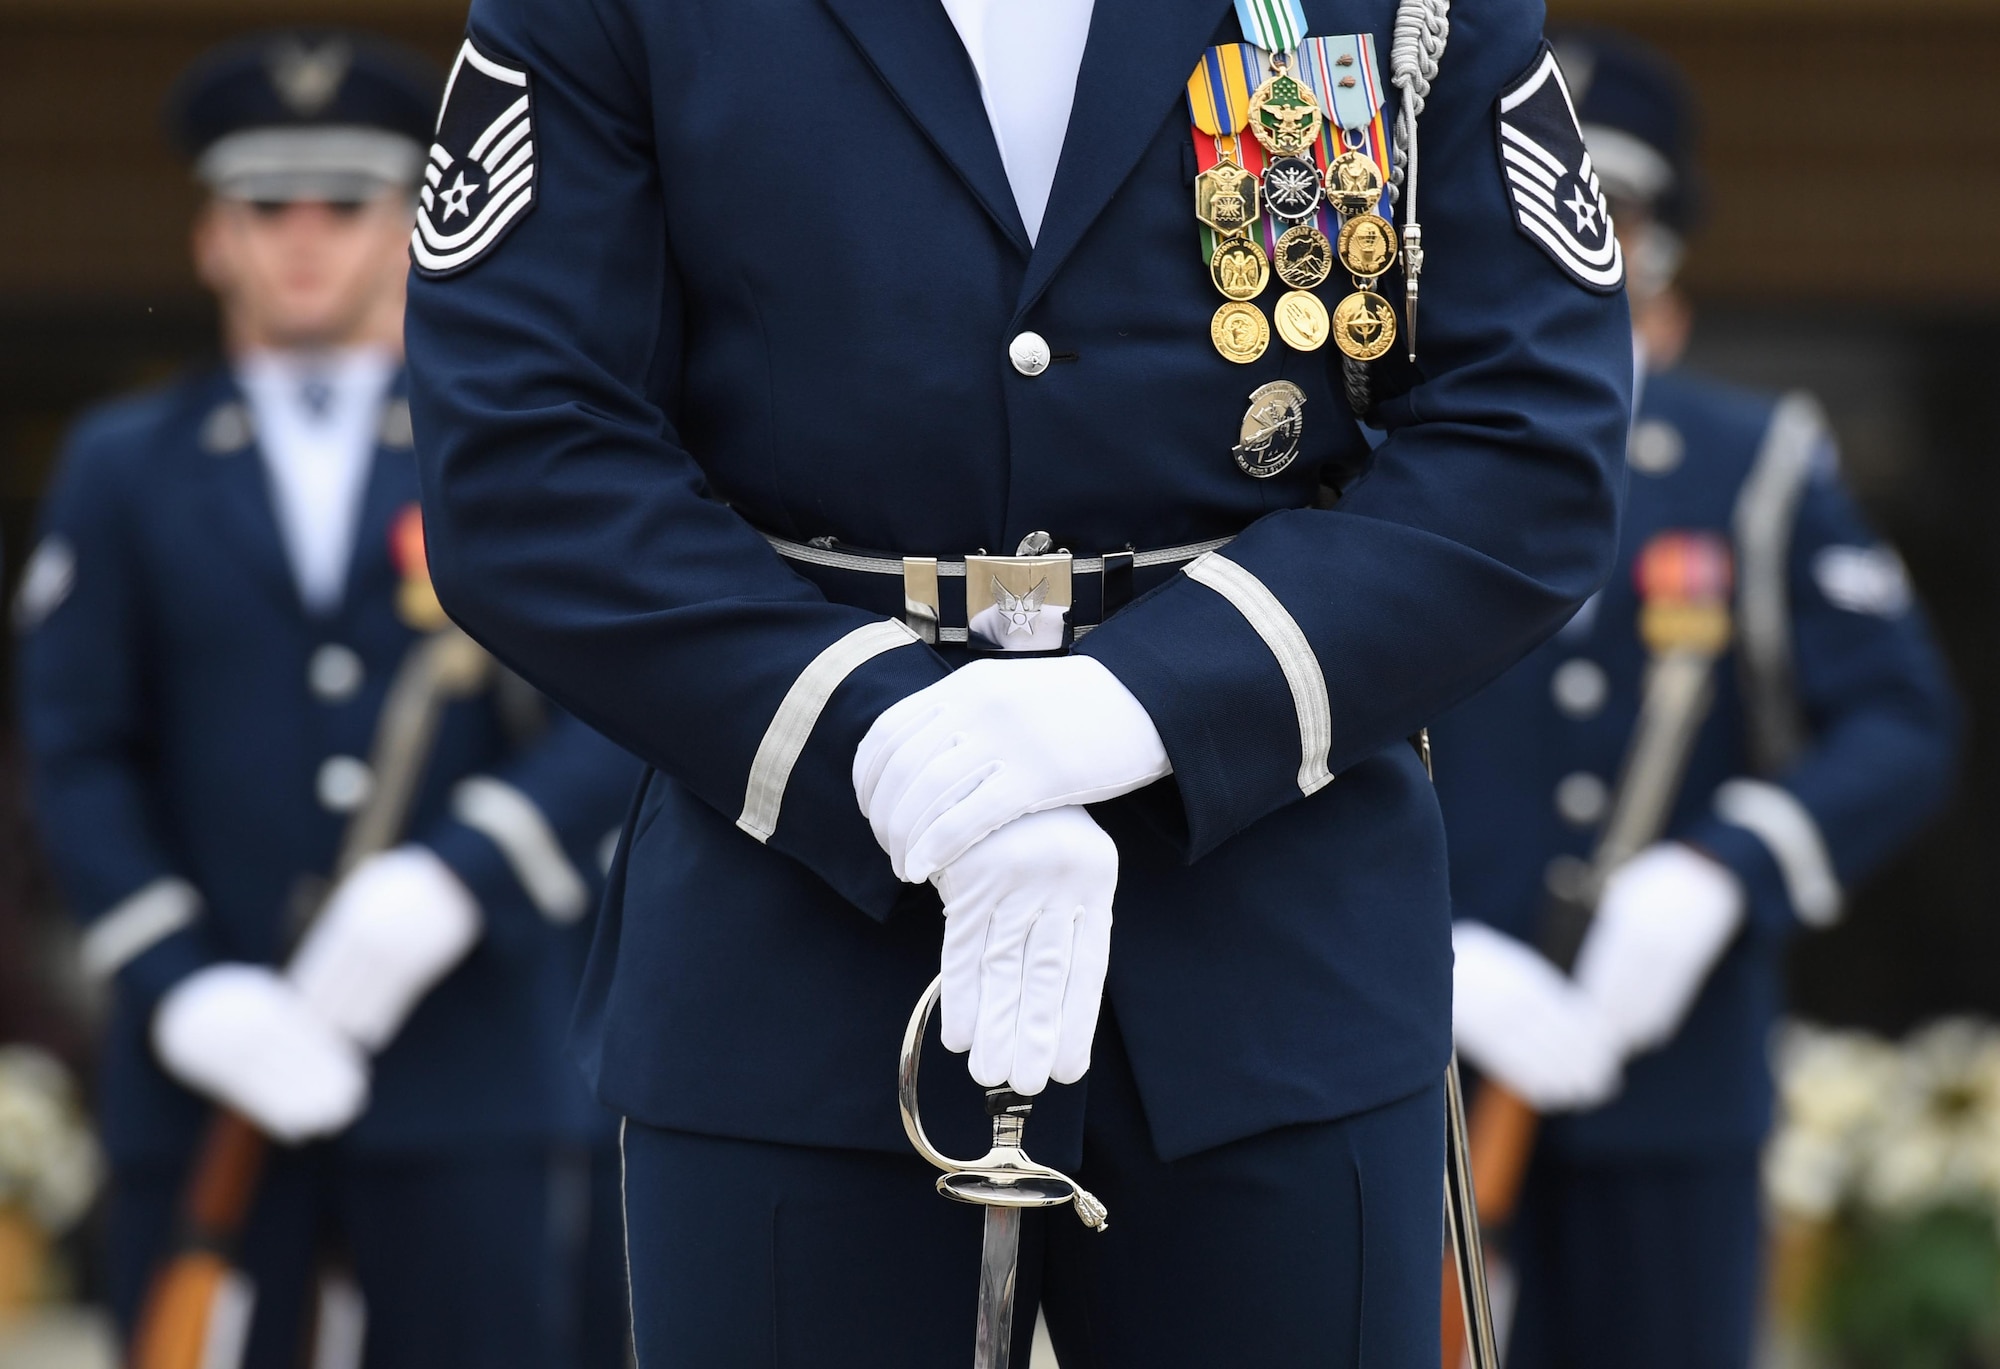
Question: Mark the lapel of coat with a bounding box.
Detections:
[197,370,305,619]
[818,0,1031,255]
[338,380,420,622]
[1017,0,1233,316]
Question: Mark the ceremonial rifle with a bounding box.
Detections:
[1440,535,1734,1367]
[132,624,491,1369]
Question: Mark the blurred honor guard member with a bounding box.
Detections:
[405,0,1631,1362]
[15,32,637,1367]
[1433,30,1960,1369]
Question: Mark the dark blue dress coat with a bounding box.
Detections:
[405,0,1634,1165]
[17,367,640,1166]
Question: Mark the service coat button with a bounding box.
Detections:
[316,756,375,814]
[1555,771,1610,827]
[1550,658,1608,719]
[308,644,365,703]
[1009,332,1051,376]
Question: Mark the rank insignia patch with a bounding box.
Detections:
[1495,44,1624,294]
[413,38,537,278]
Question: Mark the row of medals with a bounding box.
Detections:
[1195,61,1400,366]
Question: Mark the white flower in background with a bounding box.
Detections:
[1766,1023,1902,1220]
[0,1046,101,1233]
[1857,1018,2000,1217]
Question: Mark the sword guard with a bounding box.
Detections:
[899,977,1110,1232]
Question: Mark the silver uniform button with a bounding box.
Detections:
[1555,771,1610,827]
[308,645,365,703]
[1545,854,1591,902]
[1628,418,1685,476]
[316,756,375,814]
[1009,331,1051,377]
[1550,658,1608,719]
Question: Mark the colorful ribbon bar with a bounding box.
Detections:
[1186,42,1265,137]
[1298,34,1386,134]
[1232,0,1309,55]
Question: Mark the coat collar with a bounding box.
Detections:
[818,0,1030,255]
[821,0,1231,293]
[192,365,416,625]
[1017,0,1233,315]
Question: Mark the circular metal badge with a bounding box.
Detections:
[1325,151,1385,216]
[1336,213,1400,281]
[1332,289,1398,361]
[1274,224,1334,290]
[1274,289,1331,353]
[1247,73,1324,159]
[1262,155,1324,222]
[1210,301,1270,364]
[1209,235,1271,301]
[1232,380,1308,479]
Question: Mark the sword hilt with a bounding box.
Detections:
[898,977,1110,1232]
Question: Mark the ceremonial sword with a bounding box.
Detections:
[899,976,1107,1369]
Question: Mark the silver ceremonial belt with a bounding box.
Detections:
[899,976,1107,1369]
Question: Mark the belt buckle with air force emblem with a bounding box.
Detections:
[1233,381,1307,479]
[966,533,1075,655]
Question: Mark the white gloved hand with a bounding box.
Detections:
[153,964,370,1143]
[288,846,482,1053]
[935,806,1117,1097]
[1574,842,1745,1057]
[1452,921,1623,1112]
[855,656,1170,883]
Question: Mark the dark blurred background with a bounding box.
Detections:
[0,0,1994,1043]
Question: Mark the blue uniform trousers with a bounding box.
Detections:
[107,1144,573,1369]
[622,1018,1444,1368]
[1506,1147,1763,1369]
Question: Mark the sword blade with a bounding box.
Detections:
[973,1205,1021,1369]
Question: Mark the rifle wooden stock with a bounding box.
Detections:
[130,628,490,1368]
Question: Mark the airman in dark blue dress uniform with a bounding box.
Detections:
[404,0,1636,1362]
[1432,30,1960,1369]
[15,33,639,1368]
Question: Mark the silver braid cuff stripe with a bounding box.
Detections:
[737,620,923,842]
[1183,553,1335,795]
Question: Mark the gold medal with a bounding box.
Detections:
[1273,290,1331,352]
[1274,223,1333,290]
[1209,235,1271,301]
[1325,150,1385,216]
[1332,289,1398,361]
[1195,158,1261,236]
[1211,301,1270,364]
[1336,213,1399,281]
[1247,71,1324,160]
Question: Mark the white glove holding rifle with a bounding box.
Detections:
[1452,921,1624,1111]
[153,964,370,1143]
[1574,842,1744,1057]
[289,845,483,1053]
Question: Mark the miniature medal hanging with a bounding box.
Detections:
[1189,44,1271,362]
[1293,34,1401,363]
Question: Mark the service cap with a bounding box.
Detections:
[1548,27,1702,235]
[166,31,440,202]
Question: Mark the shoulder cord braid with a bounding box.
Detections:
[1343,0,1451,421]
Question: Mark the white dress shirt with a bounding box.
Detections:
[237,347,397,615]
[940,0,1097,244]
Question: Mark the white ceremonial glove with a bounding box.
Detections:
[1452,921,1623,1112]
[934,806,1118,1097]
[152,964,370,1143]
[855,656,1170,883]
[1574,842,1746,1058]
[288,846,482,1053]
